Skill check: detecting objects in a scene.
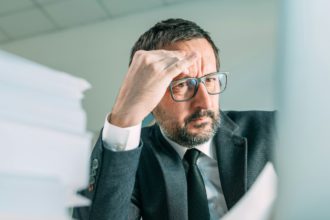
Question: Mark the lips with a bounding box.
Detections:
[185,109,216,125]
[191,116,208,122]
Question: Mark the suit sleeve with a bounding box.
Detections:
[72,130,143,220]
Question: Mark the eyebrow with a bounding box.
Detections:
[172,72,217,81]
[172,73,190,81]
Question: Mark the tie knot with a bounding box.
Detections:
[184,148,200,165]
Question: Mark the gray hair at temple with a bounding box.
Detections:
[129,18,220,71]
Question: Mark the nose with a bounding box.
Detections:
[191,83,212,109]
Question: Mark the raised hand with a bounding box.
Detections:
[110,49,198,127]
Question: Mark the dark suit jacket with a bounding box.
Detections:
[73,110,276,220]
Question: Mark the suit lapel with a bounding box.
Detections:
[151,126,188,220]
[215,111,247,209]
[148,110,247,216]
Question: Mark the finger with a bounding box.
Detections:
[152,56,181,72]
[133,49,187,64]
[164,52,198,79]
[151,49,187,59]
[149,49,195,72]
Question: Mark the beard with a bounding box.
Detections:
[154,108,220,148]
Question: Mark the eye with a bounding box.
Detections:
[172,81,188,92]
[171,79,197,91]
[205,77,217,82]
[176,82,187,88]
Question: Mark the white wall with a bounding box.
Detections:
[275,0,330,219]
[0,0,278,132]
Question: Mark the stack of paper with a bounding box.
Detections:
[0,50,92,220]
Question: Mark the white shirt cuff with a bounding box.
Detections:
[102,113,141,151]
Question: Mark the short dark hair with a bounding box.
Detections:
[129,18,220,71]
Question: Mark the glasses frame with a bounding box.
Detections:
[169,71,228,102]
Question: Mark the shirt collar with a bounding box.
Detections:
[160,127,216,160]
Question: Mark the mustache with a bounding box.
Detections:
[185,109,216,125]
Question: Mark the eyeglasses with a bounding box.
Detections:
[169,72,228,102]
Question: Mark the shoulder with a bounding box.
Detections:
[141,124,158,139]
[224,110,276,126]
[222,110,277,137]
[224,110,276,121]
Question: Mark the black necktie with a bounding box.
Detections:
[184,149,210,220]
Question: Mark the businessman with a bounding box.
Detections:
[73,18,275,220]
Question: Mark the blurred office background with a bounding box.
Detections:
[1,0,330,220]
[0,0,278,133]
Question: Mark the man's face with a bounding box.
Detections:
[153,38,220,147]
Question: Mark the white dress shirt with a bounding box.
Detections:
[102,114,228,219]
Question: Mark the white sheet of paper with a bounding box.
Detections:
[0,119,92,190]
[0,213,70,220]
[0,175,71,219]
[66,190,91,207]
[0,50,91,99]
[222,162,277,220]
[0,49,91,218]
[0,85,87,133]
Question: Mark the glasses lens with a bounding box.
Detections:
[170,72,228,101]
[203,72,227,94]
[171,78,197,101]
[204,74,221,93]
[219,72,227,93]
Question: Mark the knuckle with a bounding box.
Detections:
[132,50,145,63]
[143,55,152,65]
[134,50,144,58]
[148,63,159,72]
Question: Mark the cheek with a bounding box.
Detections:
[174,103,199,124]
[162,100,190,123]
[155,93,181,119]
[211,95,220,108]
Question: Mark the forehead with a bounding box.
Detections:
[163,38,217,78]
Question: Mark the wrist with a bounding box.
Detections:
[108,112,142,128]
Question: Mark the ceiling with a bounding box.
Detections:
[0,0,190,44]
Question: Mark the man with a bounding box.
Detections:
[73,18,275,220]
